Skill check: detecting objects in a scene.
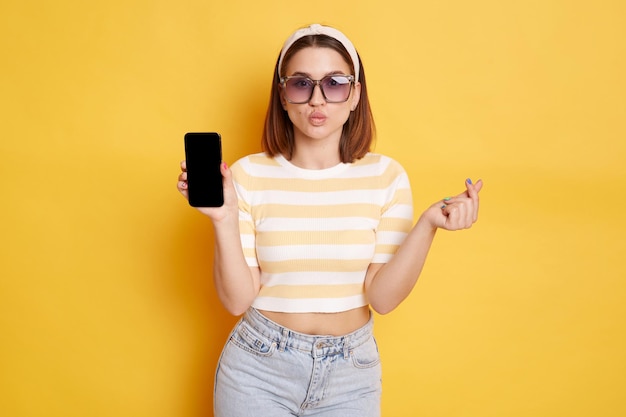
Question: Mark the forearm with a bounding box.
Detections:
[366,215,437,314]
[366,178,483,314]
[212,219,259,315]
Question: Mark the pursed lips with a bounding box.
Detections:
[309,111,327,125]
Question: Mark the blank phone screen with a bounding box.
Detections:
[184,132,224,207]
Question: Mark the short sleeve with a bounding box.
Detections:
[230,159,258,267]
[372,160,414,263]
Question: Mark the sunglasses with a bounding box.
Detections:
[279,74,355,104]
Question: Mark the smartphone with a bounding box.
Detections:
[184,132,224,207]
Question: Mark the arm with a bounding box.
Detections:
[178,161,260,315]
[365,178,483,314]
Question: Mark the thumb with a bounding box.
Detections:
[220,161,230,177]
[457,178,483,199]
[472,178,484,194]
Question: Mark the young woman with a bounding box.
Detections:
[178,24,482,417]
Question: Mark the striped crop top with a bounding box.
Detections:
[230,152,414,313]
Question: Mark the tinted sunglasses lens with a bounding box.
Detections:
[285,77,313,103]
[321,76,352,102]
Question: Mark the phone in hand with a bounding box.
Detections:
[184,132,224,207]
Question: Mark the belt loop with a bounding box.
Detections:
[343,336,351,359]
[279,328,289,352]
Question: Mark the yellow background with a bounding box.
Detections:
[1,0,624,416]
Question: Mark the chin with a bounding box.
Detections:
[297,126,343,142]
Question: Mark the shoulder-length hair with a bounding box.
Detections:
[261,35,376,163]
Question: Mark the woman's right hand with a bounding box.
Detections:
[177,160,239,223]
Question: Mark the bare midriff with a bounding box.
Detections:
[259,305,371,336]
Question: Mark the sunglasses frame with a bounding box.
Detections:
[279,74,355,104]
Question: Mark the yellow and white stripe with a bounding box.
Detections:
[230,153,414,313]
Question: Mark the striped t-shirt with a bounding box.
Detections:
[230,152,414,313]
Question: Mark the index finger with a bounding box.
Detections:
[465,178,483,200]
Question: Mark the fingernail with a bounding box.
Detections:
[444,197,451,201]
[440,205,447,209]
[222,162,228,169]
[466,178,473,185]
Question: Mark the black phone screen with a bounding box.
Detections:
[184,132,224,207]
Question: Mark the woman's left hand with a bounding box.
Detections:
[421,178,483,231]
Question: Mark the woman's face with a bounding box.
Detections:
[281,46,361,147]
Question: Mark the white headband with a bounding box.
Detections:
[278,24,360,82]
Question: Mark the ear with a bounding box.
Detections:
[350,81,362,111]
[279,88,288,110]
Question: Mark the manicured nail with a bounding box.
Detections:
[440,205,447,209]
[466,178,473,185]
[444,197,451,201]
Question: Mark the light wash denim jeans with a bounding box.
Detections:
[214,307,382,417]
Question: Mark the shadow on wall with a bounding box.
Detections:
[168,211,239,413]
[168,56,269,414]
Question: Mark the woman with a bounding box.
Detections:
[178,24,482,417]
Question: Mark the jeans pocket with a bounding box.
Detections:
[230,320,277,357]
[351,336,381,369]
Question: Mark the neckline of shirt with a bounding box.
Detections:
[274,154,351,179]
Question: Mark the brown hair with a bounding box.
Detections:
[261,35,376,163]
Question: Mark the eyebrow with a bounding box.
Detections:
[288,70,348,78]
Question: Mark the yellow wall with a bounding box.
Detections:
[1,1,624,416]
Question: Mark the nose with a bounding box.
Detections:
[308,83,326,105]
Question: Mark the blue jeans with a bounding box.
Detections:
[214,307,382,417]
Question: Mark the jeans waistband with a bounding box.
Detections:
[243,307,374,359]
